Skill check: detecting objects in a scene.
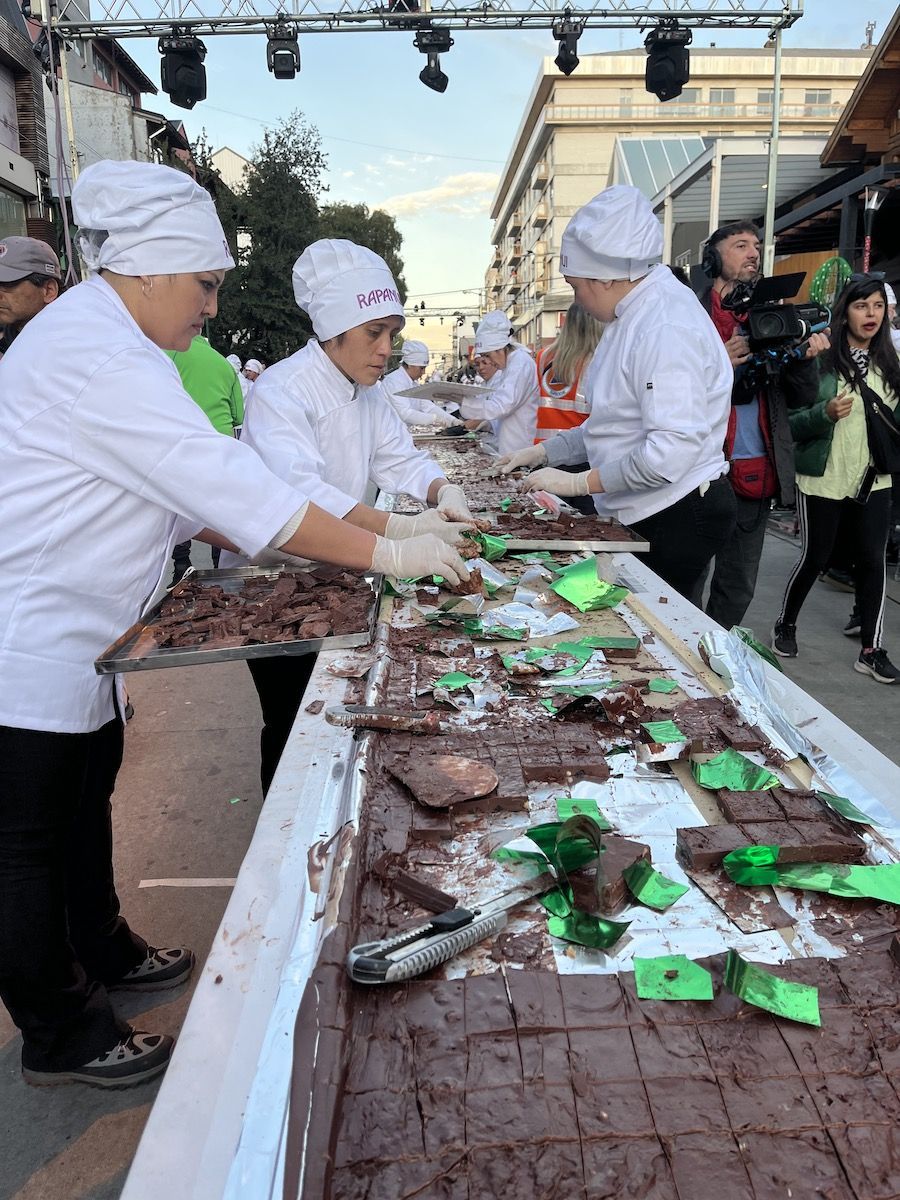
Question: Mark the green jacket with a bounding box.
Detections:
[788,365,897,477]
[166,336,245,437]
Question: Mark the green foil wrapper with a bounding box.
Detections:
[723,846,900,904]
[647,678,680,694]
[556,796,613,830]
[815,790,879,826]
[579,635,641,651]
[550,557,629,613]
[541,699,558,715]
[640,719,687,745]
[499,497,514,512]
[509,551,560,569]
[545,907,631,950]
[724,950,821,1026]
[634,954,714,1001]
[723,844,781,886]
[691,749,779,792]
[476,532,509,562]
[433,671,478,691]
[463,620,526,642]
[622,860,690,911]
[733,626,785,673]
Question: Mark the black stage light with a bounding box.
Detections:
[267,21,301,80]
[159,33,207,110]
[414,28,452,93]
[552,16,582,77]
[644,22,692,102]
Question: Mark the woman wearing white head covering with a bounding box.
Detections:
[456,310,539,455]
[0,162,466,1092]
[382,339,462,428]
[516,185,736,603]
[226,238,477,791]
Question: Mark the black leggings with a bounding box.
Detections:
[779,488,892,648]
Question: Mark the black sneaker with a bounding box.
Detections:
[23,1029,174,1090]
[110,946,195,992]
[771,621,798,658]
[843,607,861,637]
[854,648,900,684]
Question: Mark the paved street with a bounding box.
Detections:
[0,533,897,1200]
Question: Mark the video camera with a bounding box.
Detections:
[721,271,830,378]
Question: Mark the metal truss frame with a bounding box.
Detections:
[53,0,802,41]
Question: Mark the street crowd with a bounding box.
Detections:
[0,160,897,1091]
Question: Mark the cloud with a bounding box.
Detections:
[341,169,355,178]
[379,172,500,219]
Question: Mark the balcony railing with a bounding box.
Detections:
[531,160,549,188]
[532,202,548,225]
[546,102,840,123]
[509,241,523,264]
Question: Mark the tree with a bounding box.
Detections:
[209,112,326,363]
[317,202,407,302]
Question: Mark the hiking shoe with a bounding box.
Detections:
[843,607,861,637]
[771,621,798,658]
[110,947,195,992]
[23,1030,174,1090]
[854,648,900,684]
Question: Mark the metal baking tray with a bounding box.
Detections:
[94,565,382,674]
[484,514,650,554]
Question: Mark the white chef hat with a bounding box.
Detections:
[292,239,404,341]
[400,339,429,367]
[474,309,512,354]
[72,160,234,277]
[226,353,242,370]
[885,284,897,306]
[244,359,264,374]
[560,185,663,282]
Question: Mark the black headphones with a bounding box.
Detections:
[701,235,723,280]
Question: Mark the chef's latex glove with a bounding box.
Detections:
[249,545,312,568]
[436,482,476,524]
[484,442,547,478]
[384,509,474,545]
[371,533,470,586]
[520,467,591,497]
[431,410,463,429]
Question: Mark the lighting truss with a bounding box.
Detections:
[50,0,802,42]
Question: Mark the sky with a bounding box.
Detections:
[120,0,899,311]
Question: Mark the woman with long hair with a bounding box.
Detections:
[534,302,604,443]
[773,274,900,681]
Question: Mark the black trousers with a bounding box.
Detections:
[779,488,892,649]
[0,720,145,1070]
[704,495,772,630]
[247,655,317,794]
[629,476,737,607]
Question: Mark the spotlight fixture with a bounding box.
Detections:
[552,15,582,77]
[414,27,452,93]
[267,19,301,80]
[644,21,692,103]
[159,32,207,110]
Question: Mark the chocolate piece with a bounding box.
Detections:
[716,789,784,823]
[806,1071,900,1128]
[644,1076,729,1136]
[631,1023,715,1081]
[738,818,867,864]
[573,1077,657,1137]
[696,1015,797,1078]
[445,566,483,596]
[718,1072,820,1132]
[776,1016,883,1076]
[667,1133,754,1199]
[558,973,627,1028]
[568,1026,641,1081]
[568,834,651,913]
[489,928,547,966]
[383,752,499,809]
[581,1138,678,1200]
[892,932,900,968]
[740,1131,854,1200]
[676,824,751,869]
[829,1123,900,1200]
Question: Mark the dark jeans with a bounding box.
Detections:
[247,655,317,794]
[630,476,737,606]
[779,488,892,649]
[704,495,771,629]
[0,720,145,1071]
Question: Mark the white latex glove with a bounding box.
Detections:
[371,533,470,586]
[436,482,475,523]
[431,409,463,429]
[520,467,591,497]
[384,509,474,545]
[249,545,312,568]
[484,442,548,478]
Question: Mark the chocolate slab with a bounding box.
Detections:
[383,752,499,808]
[569,834,651,913]
[581,1138,678,1200]
[667,1133,755,1200]
[696,1015,798,1079]
[739,1131,854,1200]
[718,1072,820,1132]
[715,789,784,823]
[676,823,751,869]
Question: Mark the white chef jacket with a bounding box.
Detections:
[579,266,731,525]
[458,343,539,456]
[223,339,444,541]
[381,366,452,426]
[0,276,306,734]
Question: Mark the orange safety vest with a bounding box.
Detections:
[533,346,591,443]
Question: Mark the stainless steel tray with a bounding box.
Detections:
[95,565,382,674]
[502,534,650,553]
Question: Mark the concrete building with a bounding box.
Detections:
[0,0,51,243]
[486,47,872,350]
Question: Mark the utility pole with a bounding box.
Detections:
[48,0,81,182]
[761,22,782,277]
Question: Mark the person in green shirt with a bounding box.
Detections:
[167,336,245,580]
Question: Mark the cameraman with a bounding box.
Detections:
[696,221,825,628]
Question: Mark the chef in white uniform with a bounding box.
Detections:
[225,239,477,792]
[382,339,461,428]
[510,185,735,602]
[0,161,466,1093]
[457,310,539,455]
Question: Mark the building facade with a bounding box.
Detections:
[486,48,872,350]
[0,0,50,243]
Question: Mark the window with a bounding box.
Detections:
[757,87,784,110]
[709,87,735,117]
[671,87,700,106]
[94,53,113,86]
[805,88,832,116]
[118,77,138,105]
[619,88,633,115]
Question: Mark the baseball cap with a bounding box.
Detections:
[0,236,62,284]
